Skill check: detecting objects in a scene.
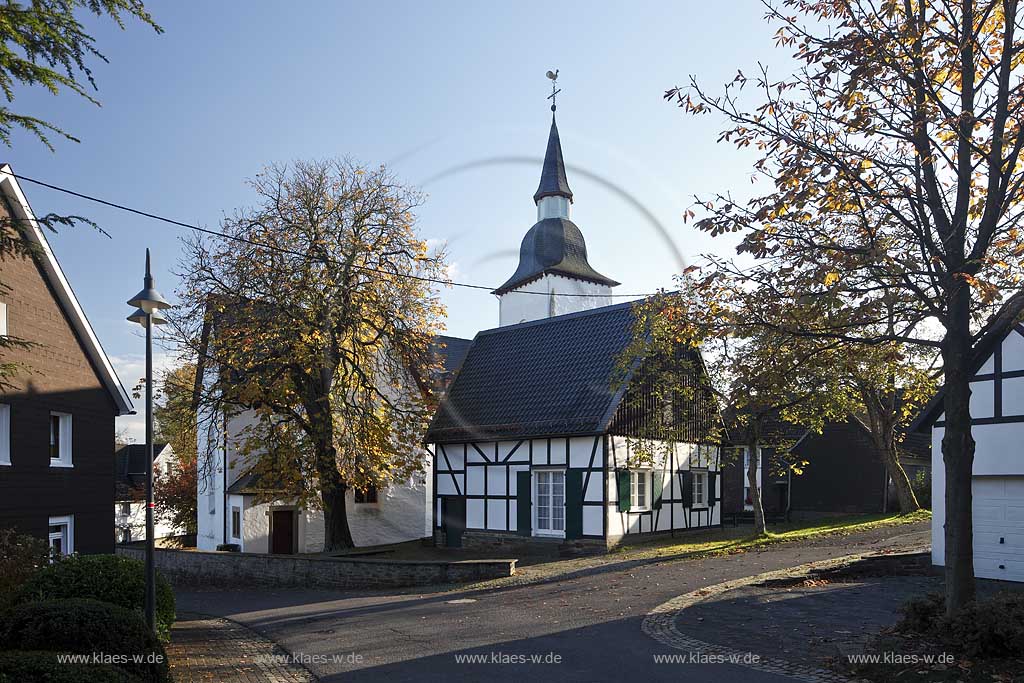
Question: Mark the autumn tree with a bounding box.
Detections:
[623,291,851,535]
[669,0,1024,613]
[153,364,198,535]
[175,159,447,551]
[0,0,159,388]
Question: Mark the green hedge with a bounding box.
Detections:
[0,599,169,682]
[14,554,175,641]
[0,650,142,683]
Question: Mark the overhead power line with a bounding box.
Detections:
[11,172,657,299]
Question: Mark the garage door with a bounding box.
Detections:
[973,476,1024,582]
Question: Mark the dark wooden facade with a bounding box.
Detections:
[0,185,128,554]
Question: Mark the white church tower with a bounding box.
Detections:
[494,96,619,326]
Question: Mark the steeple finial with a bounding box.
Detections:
[545,69,560,112]
[534,71,572,205]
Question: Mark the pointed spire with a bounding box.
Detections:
[533,114,573,204]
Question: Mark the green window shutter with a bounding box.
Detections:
[565,469,583,539]
[617,469,631,512]
[681,470,693,508]
[708,472,718,505]
[652,470,664,509]
[516,471,532,536]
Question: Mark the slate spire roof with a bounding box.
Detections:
[492,217,620,295]
[533,114,573,203]
[493,114,619,295]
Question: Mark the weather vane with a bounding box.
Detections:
[546,69,560,112]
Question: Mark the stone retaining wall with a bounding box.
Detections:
[116,546,516,589]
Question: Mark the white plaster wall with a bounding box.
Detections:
[196,404,224,551]
[498,273,614,327]
[237,471,431,553]
[115,502,181,543]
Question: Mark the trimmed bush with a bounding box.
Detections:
[0,528,51,610]
[0,599,168,682]
[0,650,141,683]
[14,554,175,641]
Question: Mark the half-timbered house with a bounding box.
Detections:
[913,323,1024,583]
[425,110,721,548]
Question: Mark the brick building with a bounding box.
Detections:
[0,166,133,554]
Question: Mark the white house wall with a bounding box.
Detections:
[498,273,614,327]
[930,326,1024,581]
[196,403,224,551]
[606,436,720,541]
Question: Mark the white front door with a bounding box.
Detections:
[534,470,565,537]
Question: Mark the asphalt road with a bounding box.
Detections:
[176,522,930,682]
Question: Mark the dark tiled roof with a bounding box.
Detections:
[114,443,168,501]
[425,302,638,442]
[533,115,573,203]
[492,217,619,295]
[433,335,472,375]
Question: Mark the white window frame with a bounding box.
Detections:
[48,514,74,556]
[692,469,708,507]
[532,468,566,538]
[230,505,241,539]
[49,412,72,468]
[0,403,10,466]
[0,301,7,336]
[630,470,651,511]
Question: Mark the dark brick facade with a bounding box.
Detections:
[0,201,119,553]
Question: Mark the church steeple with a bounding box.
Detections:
[533,115,573,205]
[493,73,619,327]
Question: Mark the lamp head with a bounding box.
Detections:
[126,249,172,313]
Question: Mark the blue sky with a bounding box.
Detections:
[8,1,787,437]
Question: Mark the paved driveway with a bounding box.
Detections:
[176,522,929,682]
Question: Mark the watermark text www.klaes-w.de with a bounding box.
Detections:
[253,652,364,666]
[56,653,166,666]
[453,651,563,665]
[653,652,762,665]
[847,652,955,665]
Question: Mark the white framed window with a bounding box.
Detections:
[692,469,708,507]
[163,460,172,475]
[533,469,565,537]
[630,470,651,511]
[230,506,241,539]
[48,515,73,556]
[49,412,72,467]
[0,403,10,466]
[0,301,7,336]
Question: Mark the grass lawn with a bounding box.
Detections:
[606,509,932,564]
[334,510,930,578]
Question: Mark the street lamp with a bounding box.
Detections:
[126,249,171,633]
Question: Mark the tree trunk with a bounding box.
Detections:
[941,285,976,616]
[320,478,355,552]
[878,434,920,514]
[306,387,356,552]
[746,441,766,536]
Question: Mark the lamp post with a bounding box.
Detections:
[127,249,171,633]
